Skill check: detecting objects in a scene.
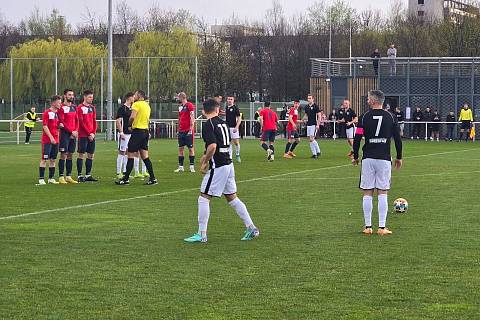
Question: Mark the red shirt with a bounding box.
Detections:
[41,108,59,144]
[58,104,79,134]
[77,103,97,138]
[260,108,278,131]
[178,102,195,132]
[287,108,299,131]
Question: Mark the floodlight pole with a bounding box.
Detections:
[106,0,113,140]
[328,6,332,78]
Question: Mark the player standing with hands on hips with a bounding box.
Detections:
[352,90,403,236]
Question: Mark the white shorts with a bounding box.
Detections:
[360,158,392,191]
[306,125,317,138]
[346,127,355,139]
[229,127,240,140]
[399,123,405,131]
[118,133,131,152]
[200,163,237,197]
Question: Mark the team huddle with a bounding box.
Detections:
[37,89,402,241]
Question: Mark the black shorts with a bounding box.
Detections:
[59,130,76,153]
[178,131,194,148]
[261,130,276,142]
[78,137,96,154]
[42,143,58,160]
[128,129,149,153]
[287,130,299,139]
[461,121,471,130]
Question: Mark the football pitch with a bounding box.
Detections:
[0,139,479,319]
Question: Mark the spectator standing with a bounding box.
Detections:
[431,110,441,141]
[446,111,456,141]
[411,107,423,139]
[319,109,327,138]
[423,107,433,140]
[394,107,405,137]
[328,109,338,138]
[387,44,397,75]
[280,104,288,139]
[371,49,381,76]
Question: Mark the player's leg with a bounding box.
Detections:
[58,131,67,183]
[65,137,77,183]
[284,133,293,158]
[77,138,86,182]
[362,189,374,234]
[346,128,354,158]
[360,159,376,234]
[187,134,195,172]
[184,193,211,243]
[230,128,241,162]
[84,139,97,182]
[38,144,49,184]
[47,144,59,184]
[268,132,275,161]
[117,133,127,178]
[139,148,157,185]
[290,136,300,155]
[375,160,392,235]
[117,132,139,184]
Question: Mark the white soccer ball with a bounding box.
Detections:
[393,198,408,214]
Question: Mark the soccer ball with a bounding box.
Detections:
[393,198,409,213]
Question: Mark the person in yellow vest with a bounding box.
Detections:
[24,106,40,144]
[458,103,474,142]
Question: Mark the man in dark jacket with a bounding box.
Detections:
[411,107,423,140]
[423,107,434,140]
[371,49,381,76]
[446,111,456,141]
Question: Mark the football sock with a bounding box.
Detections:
[235,144,240,156]
[39,167,45,179]
[116,155,123,174]
[198,196,210,234]
[141,160,147,174]
[285,142,292,154]
[48,167,55,179]
[85,159,93,176]
[66,159,73,176]
[122,155,128,173]
[378,194,388,228]
[363,195,373,228]
[134,157,140,175]
[261,143,268,151]
[314,140,321,153]
[143,158,156,180]
[179,156,185,167]
[123,158,134,180]
[309,142,316,155]
[269,145,275,154]
[76,158,83,176]
[189,156,195,166]
[229,145,233,158]
[58,159,65,177]
[229,198,254,228]
[291,141,298,152]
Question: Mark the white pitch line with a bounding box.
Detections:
[0,148,478,221]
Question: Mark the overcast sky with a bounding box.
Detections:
[2,0,407,25]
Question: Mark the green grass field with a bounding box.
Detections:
[0,139,479,319]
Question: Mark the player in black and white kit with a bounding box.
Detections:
[115,92,133,178]
[184,98,259,243]
[352,90,403,236]
[340,99,357,159]
[225,96,242,163]
[303,94,321,159]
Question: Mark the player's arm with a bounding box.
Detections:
[393,121,403,170]
[129,109,137,128]
[352,118,364,165]
[115,112,124,139]
[91,107,97,139]
[43,123,56,144]
[189,111,195,134]
[57,108,65,129]
[288,114,296,129]
[235,109,241,131]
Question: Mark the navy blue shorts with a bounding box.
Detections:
[42,143,58,160]
[461,121,471,130]
[78,137,96,154]
[178,131,194,148]
[59,130,76,153]
[287,130,299,139]
[261,130,276,142]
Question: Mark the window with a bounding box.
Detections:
[418,10,425,16]
[418,0,424,4]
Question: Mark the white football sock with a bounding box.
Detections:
[122,155,128,173]
[116,155,123,174]
[378,194,388,228]
[314,140,321,154]
[363,195,373,227]
[309,142,316,155]
[229,145,233,158]
[141,160,147,174]
[235,144,240,156]
[197,196,210,234]
[229,198,254,228]
[134,157,140,175]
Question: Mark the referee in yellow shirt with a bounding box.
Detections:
[458,103,474,142]
[116,90,157,185]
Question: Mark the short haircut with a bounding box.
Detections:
[368,90,385,105]
[136,90,146,99]
[51,95,62,102]
[307,94,314,99]
[178,92,187,100]
[214,93,222,97]
[63,88,73,95]
[124,92,134,100]
[203,98,219,113]
[294,99,300,103]
[83,90,93,96]
[264,101,271,107]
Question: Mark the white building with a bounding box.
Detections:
[408,0,479,22]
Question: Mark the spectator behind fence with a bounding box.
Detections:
[319,109,327,138]
[387,44,397,75]
[371,48,381,76]
[328,109,338,138]
[431,110,441,142]
[338,101,347,138]
[394,107,405,137]
[424,107,433,140]
[446,111,456,141]
[411,107,423,139]
[280,104,288,139]
[254,107,262,138]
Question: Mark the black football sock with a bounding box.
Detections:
[66,159,73,176]
[291,142,298,152]
[179,156,185,167]
[49,167,55,179]
[85,158,93,176]
[261,143,268,151]
[189,156,195,166]
[58,159,65,177]
[285,142,292,154]
[269,145,275,154]
[143,158,156,180]
[77,158,83,176]
[123,158,134,180]
[39,167,45,179]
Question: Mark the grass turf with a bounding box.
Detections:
[0,139,479,319]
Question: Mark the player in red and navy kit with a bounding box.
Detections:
[57,89,79,184]
[283,100,301,159]
[259,101,279,161]
[174,92,196,173]
[76,90,98,182]
[38,95,62,185]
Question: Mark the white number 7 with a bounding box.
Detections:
[373,116,383,137]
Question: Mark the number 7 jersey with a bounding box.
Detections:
[354,109,402,161]
[202,116,233,169]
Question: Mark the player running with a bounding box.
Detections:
[57,89,79,184]
[352,90,403,236]
[38,95,62,185]
[174,92,196,173]
[76,90,98,182]
[283,100,301,159]
[303,94,321,159]
[259,101,278,161]
[184,98,259,243]
[225,96,242,163]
